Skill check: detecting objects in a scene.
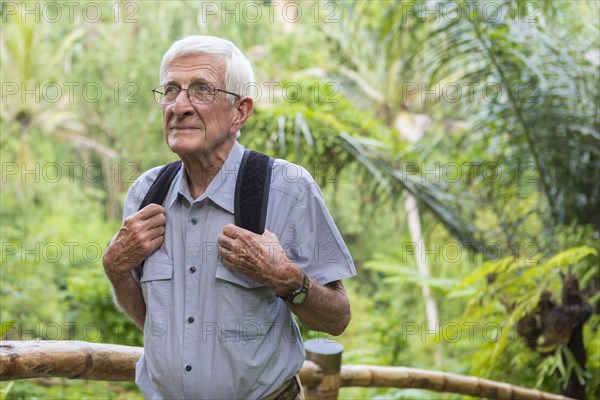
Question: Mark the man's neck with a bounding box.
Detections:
[179,140,235,200]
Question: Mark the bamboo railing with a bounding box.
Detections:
[0,340,573,400]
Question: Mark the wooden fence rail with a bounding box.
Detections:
[0,340,573,400]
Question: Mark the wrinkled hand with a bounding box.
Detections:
[217,224,302,296]
[102,204,166,281]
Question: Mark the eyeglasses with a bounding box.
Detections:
[152,83,241,105]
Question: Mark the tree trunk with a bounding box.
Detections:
[404,194,440,336]
[396,110,441,366]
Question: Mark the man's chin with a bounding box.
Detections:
[168,144,200,155]
[166,135,203,153]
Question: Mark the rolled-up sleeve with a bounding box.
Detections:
[273,163,356,285]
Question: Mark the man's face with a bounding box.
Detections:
[161,53,239,157]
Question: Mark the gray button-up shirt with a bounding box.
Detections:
[125,141,356,399]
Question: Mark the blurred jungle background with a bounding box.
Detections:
[1,0,599,399]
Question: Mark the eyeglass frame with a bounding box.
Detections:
[151,83,242,105]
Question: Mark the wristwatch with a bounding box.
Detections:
[283,273,311,305]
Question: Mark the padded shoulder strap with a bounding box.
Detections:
[138,160,183,211]
[134,160,182,280]
[234,149,274,234]
[134,151,273,280]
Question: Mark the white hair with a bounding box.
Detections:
[159,35,254,105]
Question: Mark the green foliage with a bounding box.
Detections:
[0,382,14,400]
[450,246,599,394]
[4,380,142,400]
[0,0,598,398]
[0,321,14,338]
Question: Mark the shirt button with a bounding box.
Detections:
[189,266,196,273]
[190,218,197,225]
[188,317,194,323]
[185,365,192,372]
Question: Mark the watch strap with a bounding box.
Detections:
[279,272,310,303]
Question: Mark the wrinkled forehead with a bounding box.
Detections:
[161,52,227,81]
[162,53,227,85]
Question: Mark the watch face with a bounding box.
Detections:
[293,292,307,305]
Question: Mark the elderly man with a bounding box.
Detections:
[102,35,356,399]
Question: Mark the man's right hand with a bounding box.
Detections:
[102,204,167,281]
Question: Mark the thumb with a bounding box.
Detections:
[263,229,279,241]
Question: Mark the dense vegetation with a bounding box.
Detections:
[1,1,598,399]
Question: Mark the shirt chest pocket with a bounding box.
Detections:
[140,259,174,337]
[215,264,278,342]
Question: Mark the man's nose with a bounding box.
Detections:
[172,89,194,115]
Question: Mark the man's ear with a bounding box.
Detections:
[230,97,254,134]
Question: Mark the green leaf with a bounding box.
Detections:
[363,260,415,276]
[454,257,513,290]
[0,321,14,339]
[541,246,597,271]
[383,275,459,290]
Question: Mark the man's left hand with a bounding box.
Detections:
[217,224,302,297]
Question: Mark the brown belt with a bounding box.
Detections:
[263,375,301,400]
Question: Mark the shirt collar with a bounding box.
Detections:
[166,141,245,214]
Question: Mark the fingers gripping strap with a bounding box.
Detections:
[134,160,182,280]
[134,151,272,281]
[234,150,273,234]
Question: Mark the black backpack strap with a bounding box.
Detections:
[138,160,183,211]
[134,160,182,280]
[234,149,274,234]
[134,150,273,281]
